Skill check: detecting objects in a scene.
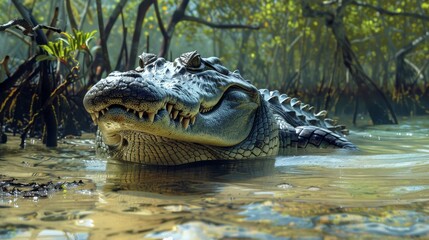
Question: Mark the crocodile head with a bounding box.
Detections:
[83,51,271,165]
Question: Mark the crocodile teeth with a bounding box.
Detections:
[147,112,155,123]
[167,104,173,114]
[172,110,179,119]
[190,116,196,124]
[182,118,190,129]
[179,116,184,122]
[199,106,213,114]
[100,109,105,115]
[138,111,144,119]
[90,113,98,125]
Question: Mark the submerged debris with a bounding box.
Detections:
[0,177,86,198]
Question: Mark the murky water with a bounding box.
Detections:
[1,117,429,239]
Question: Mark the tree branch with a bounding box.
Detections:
[0,19,61,37]
[4,29,32,45]
[78,0,92,30]
[301,2,335,26]
[65,0,78,30]
[301,2,332,18]
[351,1,429,21]
[158,0,190,57]
[159,0,259,57]
[0,65,39,119]
[128,0,154,68]
[0,55,37,91]
[396,31,429,58]
[0,56,10,77]
[182,15,261,30]
[20,67,78,147]
[104,0,128,40]
[95,0,111,73]
[45,7,60,39]
[153,0,167,38]
[301,0,398,124]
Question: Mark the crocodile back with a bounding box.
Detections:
[259,89,349,135]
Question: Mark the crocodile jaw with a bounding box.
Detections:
[94,93,258,148]
[93,98,278,165]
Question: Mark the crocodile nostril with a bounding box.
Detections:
[121,138,128,148]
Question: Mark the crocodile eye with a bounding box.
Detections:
[138,52,157,68]
[189,55,201,68]
[138,58,144,68]
[180,50,203,70]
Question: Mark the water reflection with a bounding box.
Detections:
[104,158,276,195]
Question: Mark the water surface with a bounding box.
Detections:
[0,117,428,239]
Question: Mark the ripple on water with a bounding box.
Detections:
[0,118,429,239]
[145,221,285,240]
[275,153,429,169]
[239,202,429,238]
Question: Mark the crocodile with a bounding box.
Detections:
[83,51,356,165]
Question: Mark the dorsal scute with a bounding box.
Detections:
[301,104,310,111]
[315,110,327,119]
[270,90,280,97]
[268,95,279,104]
[279,94,289,103]
[291,98,301,108]
[282,97,291,104]
[259,89,349,135]
[260,89,271,101]
[324,118,337,125]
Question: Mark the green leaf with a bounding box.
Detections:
[40,44,54,55]
[36,54,56,62]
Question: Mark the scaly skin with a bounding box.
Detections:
[84,51,356,165]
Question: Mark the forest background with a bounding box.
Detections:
[0,0,428,147]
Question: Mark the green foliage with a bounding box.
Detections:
[36,29,97,64]
[37,40,72,63]
[62,29,97,54]
[1,0,428,117]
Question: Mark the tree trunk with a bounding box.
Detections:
[95,0,112,73]
[158,0,190,58]
[40,60,58,147]
[12,0,59,146]
[235,30,251,72]
[395,32,428,95]
[302,1,397,125]
[128,0,154,68]
[104,0,128,41]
